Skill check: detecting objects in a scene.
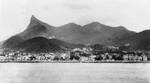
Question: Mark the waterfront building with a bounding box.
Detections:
[0,56,5,61]
[80,56,89,62]
[89,55,96,61]
[138,56,143,61]
[142,53,148,61]
[123,54,128,61]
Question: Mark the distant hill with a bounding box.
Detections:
[0,41,4,48]
[16,37,63,53]
[120,30,150,50]
[15,37,84,53]
[14,37,84,53]
[56,22,135,45]
[2,35,24,48]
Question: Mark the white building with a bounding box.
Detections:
[0,56,5,61]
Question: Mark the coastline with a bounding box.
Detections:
[0,60,150,63]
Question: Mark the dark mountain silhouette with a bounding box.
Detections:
[16,37,63,53]
[2,15,137,50]
[54,21,135,45]
[47,38,85,49]
[14,37,85,53]
[120,30,150,50]
[19,15,55,39]
[2,15,55,49]
[2,35,24,48]
[0,41,4,48]
[53,23,83,43]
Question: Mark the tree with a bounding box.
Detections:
[95,55,103,60]
[53,56,60,60]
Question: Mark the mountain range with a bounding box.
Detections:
[2,15,150,52]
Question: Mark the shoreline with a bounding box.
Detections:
[0,61,150,63]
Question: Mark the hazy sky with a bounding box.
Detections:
[0,0,150,41]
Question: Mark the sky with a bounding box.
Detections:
[0,0,150,41]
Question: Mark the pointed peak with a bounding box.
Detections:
[30,15,40,23]
[31,15,36,19]
[26,15,45,30]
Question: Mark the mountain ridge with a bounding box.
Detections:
[3,15,150,51]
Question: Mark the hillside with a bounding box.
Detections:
[2,15,137,50]
[120,30,150,50]
[14,37,85,53]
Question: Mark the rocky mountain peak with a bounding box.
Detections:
[29,15,43,26]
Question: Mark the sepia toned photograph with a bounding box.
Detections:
[0,0,150,83]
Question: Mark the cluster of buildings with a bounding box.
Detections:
[70,48,149,62]
[0,50,70,62]
[0,47,149,62]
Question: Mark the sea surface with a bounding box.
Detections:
[0,63,150,83]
